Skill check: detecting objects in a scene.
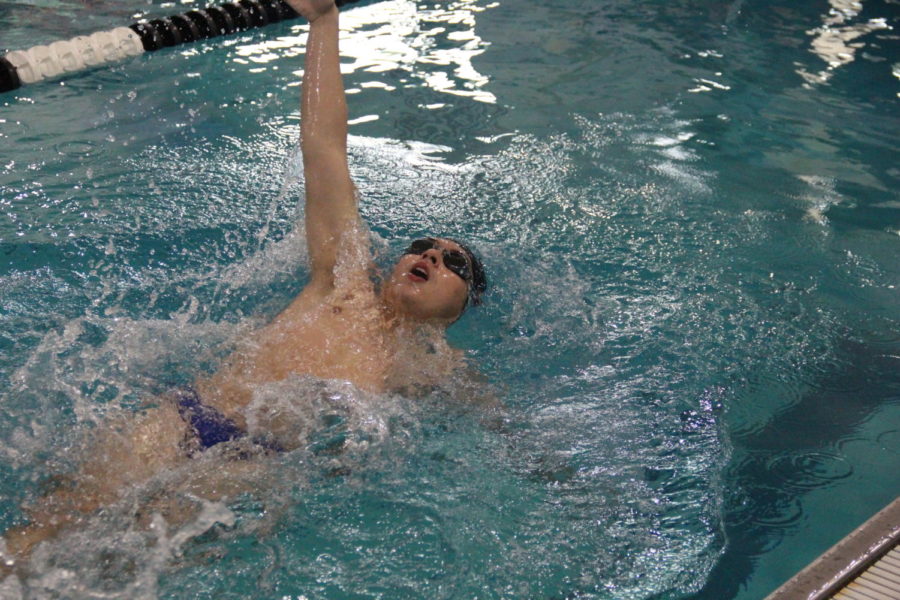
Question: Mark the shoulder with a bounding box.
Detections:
[279,273,379,321]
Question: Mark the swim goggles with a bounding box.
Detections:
[403,238,473,284]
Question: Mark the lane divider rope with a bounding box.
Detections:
[1,0,361,93]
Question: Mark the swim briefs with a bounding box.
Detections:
[173,386,246,450]
[174,387,284,454]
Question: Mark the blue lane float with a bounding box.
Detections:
[1,0,362,93]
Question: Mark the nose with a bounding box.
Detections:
[422,248,441,265]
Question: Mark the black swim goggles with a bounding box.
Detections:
[403,238,473,284]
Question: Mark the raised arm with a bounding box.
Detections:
[289,0,358,291]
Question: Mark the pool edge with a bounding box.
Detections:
[763,495,900,600]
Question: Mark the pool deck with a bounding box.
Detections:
[764,496,900,600]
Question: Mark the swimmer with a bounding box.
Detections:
[1,0,489,572]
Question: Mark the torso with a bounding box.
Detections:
[193,276,463,427]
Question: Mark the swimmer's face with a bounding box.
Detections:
[382,237,471,323]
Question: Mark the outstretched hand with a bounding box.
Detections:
[284,0,336,22]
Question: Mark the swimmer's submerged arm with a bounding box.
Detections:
[296,1,358,291]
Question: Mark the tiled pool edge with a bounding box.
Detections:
[764,496,900,600]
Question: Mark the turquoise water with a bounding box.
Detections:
[1,0,898,598]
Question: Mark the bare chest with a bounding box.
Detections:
[197,290,462,417]
[251,299,391,390]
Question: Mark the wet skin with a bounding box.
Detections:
[195,237,472,428]
[1,0,479,571]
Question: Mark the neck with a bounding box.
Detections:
[378,301,448,340]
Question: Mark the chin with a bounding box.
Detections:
[383,277,463,323]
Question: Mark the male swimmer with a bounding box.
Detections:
[2,0,487,570]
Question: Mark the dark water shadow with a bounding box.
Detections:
[689,338,900,599]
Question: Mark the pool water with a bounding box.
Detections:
[1,0,898,598]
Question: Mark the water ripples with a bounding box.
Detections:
[764,450,854,492]
[53,140,100,159]
[3,0,900,597]
[875,429,900,455]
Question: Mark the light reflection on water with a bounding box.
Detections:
[796,0,892,86]
[1,0,899,599]
[232,0,495,103]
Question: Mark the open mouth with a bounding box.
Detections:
[409,262,430,282]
